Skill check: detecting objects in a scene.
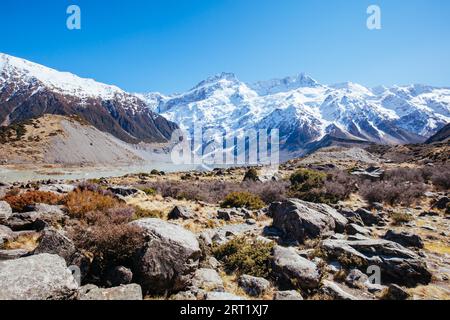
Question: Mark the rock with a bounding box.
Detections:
[168,206,193,220]
[171,291,197,300]
[79,284,143,300]
[345,269,369,288]
[189,268,223,291]
[26,203,66,217]
[346,223,371,236]
[339,208,365,226]
[321,280,360,300]
[39,184,76,194]
[383,230,424,249]
[0,249,30,260]
[273,290,303,300]
[106,266,133,287]
[0,254,78,300]
[355,208,385,226]
[200,223,259,246]
[238,275,271,297]
[0,225,14,247]
[432,196,450,210]
[203,292,245,300]
[382,284,410,300]
[4,212,46,231]
[270,199,348,243]
[33,228,76,262]
[321,239,432,287]
[350,167,384,179]
[107,186,143,199]
[130,218,201,294]
[419,211,440,217]
[272,246,320,290]
[0,201,12,223]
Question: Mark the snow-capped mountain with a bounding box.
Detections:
[0,53,177,143]
[140,72,450,157]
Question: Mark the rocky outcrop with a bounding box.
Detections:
[78,284,143,300]
[270,199,348,243]
[238,275,271,297]
[0,254,78,300]
[0,201,12,223]
[272,246,320,290]
[383,230,424,249]
[130,218,201,294]
[321,239,432,287]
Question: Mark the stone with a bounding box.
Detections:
[321,280,360,300]
[79,284,143,300]
[383,230,424,249]
[355,208,385,226]
[270,199,348,243]
[321,239,432,287]
[346,223,371,236]
[273,290,303,300]
[0,249,29,260]
[203,291,245,300]
[33,228,77,262]
[432,196,450,210]
[0,254,78,300]
[238,275,271,297]
[0,201,12,223]
[168,206,193,220]
[39,184,76,194]
[130,218,201,294]
[107,186,144,199]
[106,266,133,287]
[0,225,14,247]
[345,269,369,288]
[382,284,410,300]
[189,268,223,291]
[272,246,320,290]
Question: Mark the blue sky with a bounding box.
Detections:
[1,0,449,93]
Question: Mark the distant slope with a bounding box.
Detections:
[0,53,178,144]
[0,115,152,166]
[426,123,450,143]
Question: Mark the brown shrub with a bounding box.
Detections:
[65,189,122,220]
[360,180,427,206]
[3,190,63,212]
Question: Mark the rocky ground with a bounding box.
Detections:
[0,146,449,300]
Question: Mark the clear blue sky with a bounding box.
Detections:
[1,0,449,93]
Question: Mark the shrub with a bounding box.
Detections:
[3,190,63,212]
[360,180,426,206]
[389,211,413,225]
[243,168,259,182]
[220,192,265,210]
[212,236,274,277]
[290,169,327,189]
[140,188,156,196]
[132,206,165,220]
[65,189,122,220]
[429,166,450,191]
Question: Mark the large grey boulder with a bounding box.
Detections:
[238,275,271,297]
[270,199,348,243]
[189,268,223,291]
[273,290,303,300]
[39,184,76,194]
[168,206,193,220]
[383,230,424,249]
[0,201,12,223]
[130,218,201,294]
[78,284,143,300]
[0,253,78,300]
[320,239,432,287]
[272,246,320,290]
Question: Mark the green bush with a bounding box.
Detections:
[243,168,259,182]
[140,188,156,196]
[212,237,274,277]
[389,211,413,225]
[290,169,327,190]
[220,191,265,210]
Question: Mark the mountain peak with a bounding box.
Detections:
[191,72,239,91]
[250,73,320,95]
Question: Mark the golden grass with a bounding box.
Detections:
[3,232,40,251]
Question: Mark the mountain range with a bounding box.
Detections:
[1,53,449,162]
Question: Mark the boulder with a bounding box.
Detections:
[39,184,76,194]
[0,253,78,300]
[346,223,371,236]
[273,290,303,300]
[189,268,223,291]
[79,284,143,300]
[0,225,14,247]
[203,291,245,300]
[272,246,320,290]
[130,218,201,294]
[383,230,424,249]
[0,249,30,260]
[106,266,133,287]
[0,201,12,223]
[107,186,144,199]
[432,196,450,210]
[238,275,270,297]
[168,206,193,220]
[382,284,410,300]
[270,199,348,243]
[355,208,385,226]
[345,269,369,288]
[33,228,76,262]
[321,239,432,287]
[321,280,361,300]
